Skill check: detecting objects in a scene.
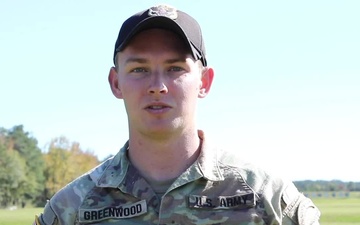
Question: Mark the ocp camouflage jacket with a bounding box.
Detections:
[34,130,320,225]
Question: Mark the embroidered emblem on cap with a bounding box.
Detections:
[148,5,178,20]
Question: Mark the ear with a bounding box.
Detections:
[198,67,215,98]
[108,67,123,99]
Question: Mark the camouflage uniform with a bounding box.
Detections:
[34,130,320,224]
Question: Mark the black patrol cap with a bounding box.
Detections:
[113,4,207,66]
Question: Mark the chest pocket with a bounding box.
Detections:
[185,193,269,224]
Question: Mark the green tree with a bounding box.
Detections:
[2,125,45,206]
[0,143,27,208]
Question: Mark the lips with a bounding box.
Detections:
[147,105,167,109]
[144,102,172,113]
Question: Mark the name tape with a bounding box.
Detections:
[78,200,147,223]
[188,193,256,209]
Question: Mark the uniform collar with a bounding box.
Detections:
[94,141,131,188]
[196,130,224,181]
[94,130,224,188]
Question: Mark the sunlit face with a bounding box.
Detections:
[109,29,213,139]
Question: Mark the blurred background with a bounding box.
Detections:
[1,0,359,185]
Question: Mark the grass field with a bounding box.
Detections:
[0,207,41,225]
[313,197,360,225]
[0,195,359,224]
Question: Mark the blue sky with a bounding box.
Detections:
[1,0,359,182]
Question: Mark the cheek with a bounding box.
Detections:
[119,79,143,96]
[186,78,202,95]
[174,80,202,102]
[119,86,143,110]
[174,74,202,91]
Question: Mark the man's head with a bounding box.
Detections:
[113,4,207,67]
[108,5,214,138]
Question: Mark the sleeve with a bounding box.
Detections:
[32,215,41,225]
[32,200,59,225]
[281,183,321,225]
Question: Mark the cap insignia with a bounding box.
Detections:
[148,5,178,20]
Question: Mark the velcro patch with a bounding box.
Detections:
[188,193,255,209]
[78,200,147,223]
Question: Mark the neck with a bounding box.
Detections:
[127,129,201,182]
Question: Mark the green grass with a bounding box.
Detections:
[0,194,359,224]
[0,207,42,225]
[313,197,360,225]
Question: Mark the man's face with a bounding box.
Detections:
[109,28,213,139]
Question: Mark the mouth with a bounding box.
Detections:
[144,103,172,113]
[147,105,168,110]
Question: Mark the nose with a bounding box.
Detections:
[147,73,168,95]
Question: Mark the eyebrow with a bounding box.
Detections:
[125,57,148,64]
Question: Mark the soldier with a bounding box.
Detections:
[33,4,320,225]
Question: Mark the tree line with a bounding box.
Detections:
[0,125,101,208]
[294,180,360,192]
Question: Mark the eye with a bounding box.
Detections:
[131,67,148,73]
[168,66,184,72]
